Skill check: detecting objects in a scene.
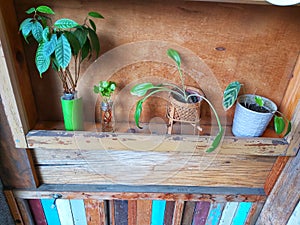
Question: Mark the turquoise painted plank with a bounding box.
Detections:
[70,200,87,225]
[205,203,225,225]
[219,202,239,225]
[231,202,252,225]
[151,200,166,225]
[287,200,300,225]
[41,199,61,225]
[56,199,74,225]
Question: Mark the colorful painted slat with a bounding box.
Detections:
[28,199,47,225]
[151,200,166,225]
[114,200,128,225]
[231,202,252,225]
[192,201,211,225]
[70,200,87,225]
[219,202,239,225]
[56,199,74,225]
[84,199,107,225]
[137,200,152,225]
[164,201,175,225]
[205,203,225,225]
[173,201,185,225]
[182,201,196,225]
[41,199,61,225]
[128,200,137,225]
[287,200,300,225]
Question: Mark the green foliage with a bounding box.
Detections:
[222,81,241,111]
[94,81,116,99]
[19,5,104,94]
[254,96,264,107]
[130,49,223,152]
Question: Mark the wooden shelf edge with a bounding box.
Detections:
[13,184,266,202]
[25,129,291,156]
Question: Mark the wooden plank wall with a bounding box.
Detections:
[25,199,266,225]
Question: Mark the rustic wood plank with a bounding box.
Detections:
[181,201,196,225]
[287,200,300,225]
[109,200,115,225]
[231,202,252,225]
[137,200,152,225]
[128,200,137,225]
[205,202,225,225]
[99,200,108,225]
[151,200,166,225]
[15,198,35,225]
[28,199,47,225]
[192,201,210,225]
[219,202,238,225]
[114,200,128,225]
[26,129,290,156]
[256,150,300,225]
[172,200,184,225]
[40,199,61,225]
[32,148,275,188]
[85,199,101,225]
[56,199,74,225]
[4,190,24,225]
[164,201,175,225]
[70,199,88,225]
[244,202,263,225]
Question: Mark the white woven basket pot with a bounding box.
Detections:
[232,94,277,137]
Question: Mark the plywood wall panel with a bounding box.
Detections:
[13,0,300,123]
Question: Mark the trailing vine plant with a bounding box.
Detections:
[19,5,104,95]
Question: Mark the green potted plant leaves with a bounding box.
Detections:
[19,5,104,131]
[94,81,116,131]
[130,49,224,153]
[223,81,291,137]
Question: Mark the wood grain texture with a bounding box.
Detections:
[4,190,24,225]
[128,200,137,225]
[172,200,184,225]
[84,199,106,225]
[181,201,196,225]
[28,199,47,225]
[137,200,152,225]
[256,150,300,225]
[32,148,275,188]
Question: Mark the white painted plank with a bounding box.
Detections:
[287,201,300,225]
[70,199,88,225]
[219,202,239,225]
[56,199,74,225]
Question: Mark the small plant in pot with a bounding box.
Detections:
[94,81,116,131]
[223,81,291,137]
[19,5,104,130]
[130,49,224,153]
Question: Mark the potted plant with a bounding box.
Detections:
[19,5,104,131]
[94,81,116,131]
[223,81,291,137]
[130,49,223,153]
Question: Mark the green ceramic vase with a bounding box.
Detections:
[61,96,84,131]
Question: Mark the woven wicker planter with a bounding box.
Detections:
[167,86,204,124]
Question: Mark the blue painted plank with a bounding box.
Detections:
[205,203,225,225]
[151,200,166,225]
[287,200,300,225]
[56,199,74,225]
[114,200,128,225]
[70,200,87,225]
[219,202,239,225]
[231,202,252,225]
[41,199,61,225]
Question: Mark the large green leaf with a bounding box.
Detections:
[223,81,241,111]
[36,6,55,15]
[167,49,181,68]
[88,12,104,19]
[20,19,33,41]
[54,19,78,29]
[55,34,72,69]
[19,18,32,31]
[274,115,285,135]
[130,83,155,97]
[285,121,292,136]
[43,34,57,57]
[87,28,100,57]
[35,43,50,76]
[81,39,91,61]
[206,127,224,153]
[42,27,50,41]
[134,100,144,129]
[31,21,43,43]
[73,28,88,47]
[89,19,96,31]
[64,31,81,55]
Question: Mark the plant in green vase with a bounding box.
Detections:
[94,81,116,130]
[19,5,104,130]
[130,49,224,152]
[223,81,291,137]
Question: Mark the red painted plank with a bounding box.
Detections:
[192,201,210,225]
[164,201,175,225]
[28,199,47,225]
